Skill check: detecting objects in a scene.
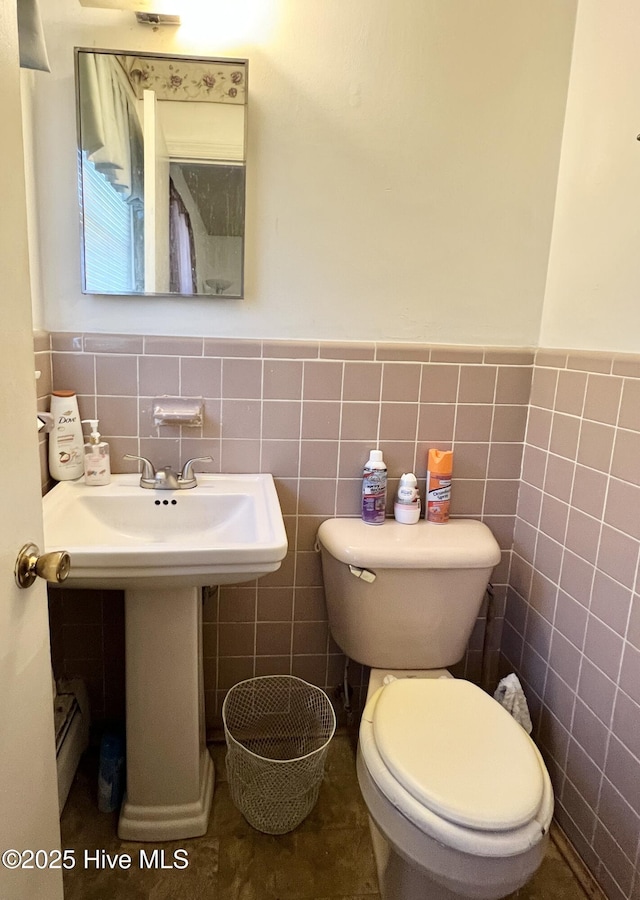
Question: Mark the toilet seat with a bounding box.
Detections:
[373,678,544,830]
[359,679,554,858]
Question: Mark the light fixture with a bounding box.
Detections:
[135,11,180,25]
[79,0,180,24]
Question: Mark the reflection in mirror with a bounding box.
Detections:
[75,49,247,298]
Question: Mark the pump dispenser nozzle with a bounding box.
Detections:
[82,419,101,445]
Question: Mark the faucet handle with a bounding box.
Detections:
[124,454,156,481]
[180,456,213,482]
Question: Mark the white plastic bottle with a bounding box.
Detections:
[394,472,421,524]
[49,391,84,481]
[82,419,111,486]
[362,450,387,525]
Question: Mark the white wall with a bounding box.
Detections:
[35,0,576,343]
[541,0,640,354]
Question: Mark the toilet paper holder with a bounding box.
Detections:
[153,397,203,426]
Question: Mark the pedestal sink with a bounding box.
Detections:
[43,474,288,841]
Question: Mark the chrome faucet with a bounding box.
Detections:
[124,455,213,490]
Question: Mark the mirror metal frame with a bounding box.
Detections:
[74,47,248,299]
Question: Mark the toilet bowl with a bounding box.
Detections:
[358,670,552,899]
[317,518,554,900]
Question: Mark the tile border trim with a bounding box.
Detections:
[45,333,541,365]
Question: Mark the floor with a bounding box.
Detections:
[60,733,590,900]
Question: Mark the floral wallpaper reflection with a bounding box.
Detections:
[121,55,246,104]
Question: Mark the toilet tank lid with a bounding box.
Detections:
[317,518,501,569]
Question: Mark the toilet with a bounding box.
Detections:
[317,517,553,900]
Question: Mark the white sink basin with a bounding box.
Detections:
[42,471,289,842]
[42,473,288,588]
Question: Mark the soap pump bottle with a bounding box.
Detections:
[394,473,421,524]
[82,419,111,486]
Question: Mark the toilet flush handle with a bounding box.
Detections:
[348,564,376,583]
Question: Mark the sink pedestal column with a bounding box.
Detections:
[118,586,214,841]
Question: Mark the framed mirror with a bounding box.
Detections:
[74,48,247,298]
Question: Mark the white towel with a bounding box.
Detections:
[494,674,532,734]
[17,0,51,72]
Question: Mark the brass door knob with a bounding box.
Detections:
[15,543,71,589]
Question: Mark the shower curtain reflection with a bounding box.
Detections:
[169,180,197,294]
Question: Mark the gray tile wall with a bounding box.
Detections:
[503,350,640,900]
[39,331,640,897]
[40,333,531,728]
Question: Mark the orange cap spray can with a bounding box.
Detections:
[426,449,453,523]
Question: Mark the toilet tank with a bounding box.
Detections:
[317,518,501,669]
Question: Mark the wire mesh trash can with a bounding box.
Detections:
[222,675,337,834]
